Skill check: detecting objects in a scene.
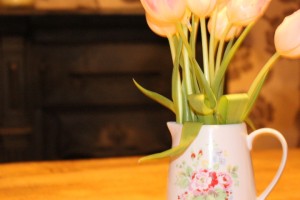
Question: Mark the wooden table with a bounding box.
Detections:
[0,149,299,200]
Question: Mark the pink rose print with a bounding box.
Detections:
[218,172,233,189]
[176,149,239,199]
[189,169,218,195]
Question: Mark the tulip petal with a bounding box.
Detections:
[159,0,187,22]
[140,0,160,20]
[146,14,177,37]
[208,6,243,41]
[227,0,272,26]
[140,0,186,22]
[274,9,300,58]
[186,0,217,18]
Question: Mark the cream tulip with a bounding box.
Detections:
[217,0,229,4]
[185,0,218,18]
[274,9,300,59]
[208,6,242,41]
[226,0,272,26]
[146,14,177,37]
[140,0,186,22]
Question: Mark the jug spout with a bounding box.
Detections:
[167,122,183,147]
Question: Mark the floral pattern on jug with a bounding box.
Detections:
[175,147,239,200]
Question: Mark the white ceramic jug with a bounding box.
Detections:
[167,122,287,200]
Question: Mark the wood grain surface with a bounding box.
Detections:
[0,149,299,200]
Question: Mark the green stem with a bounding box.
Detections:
[200,18,210,84]
[182,26,193,96]
[215,25,231,74]
[168,35,177,63]
[182,24,193,121]
[171,36,184,123]
[183,16,200,122]
[189,16,200,94]
[183,50,193,94]
[190,15,199,54]
[212,22,255,96]
[177,20,216,110]
[182,77,193,122]
[216,39,234,99]
[208,11,217,83]
[223,38,234,59]
[176,23,194,57]
[177,20,206,95]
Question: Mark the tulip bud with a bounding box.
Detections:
[140,0,186,22]
[208,6,242,41]
[185,0,218,18]
[146,14,177,37]
[274,9,300,59]
[227,0,272,26]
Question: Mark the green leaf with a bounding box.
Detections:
[213,163,220,170]
[192,59,217,108]
[188,94,214,115]
[133,79,175,113]
[197,114,216,124]
[138,122,202,163]
[245,117,256,131]
[186,166,193,177]
[194,196,205,200]
[243,53,280,119]
[217,93,249,124]
[214,188,227,200]
[193,196,207,200]
[176,176,190,188]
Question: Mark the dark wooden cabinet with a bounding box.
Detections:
[0,15,174,162]
[0,35,35,162]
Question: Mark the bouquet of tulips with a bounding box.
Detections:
[134,0,300,161]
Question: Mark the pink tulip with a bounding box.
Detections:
[208,6,242,41]
[217,0,229,4]
[185,0,218,18]
[274,9,300,59]
[140,0,186,22]
[226,0,272,26]
[146,14,177,37]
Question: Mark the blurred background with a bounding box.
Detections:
[0,0,299,163]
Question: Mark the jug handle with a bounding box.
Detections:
[247,128,288,200]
